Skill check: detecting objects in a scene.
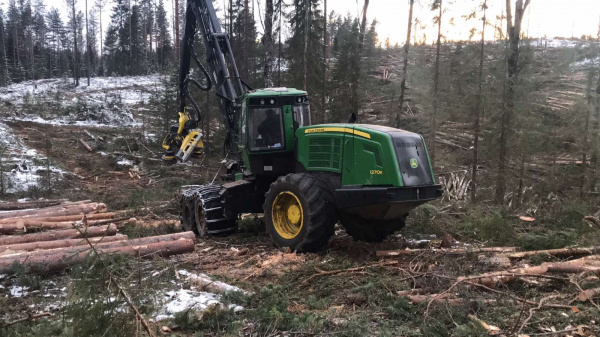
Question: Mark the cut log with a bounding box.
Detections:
[0,234,128,256]
[0,202,106,221]
[577,287,600,302]
[79,138,94,152]
[0,200,67,211]
[406,293,463,305]
[0,225,118,246]
[0,200,95,219]
[0,238,196,273]
[0,231,195,258]
[180,270,247,294]
[0,211,116,225]
[377,247,517,257]
[0,217,136,234]
[507,247,600,259]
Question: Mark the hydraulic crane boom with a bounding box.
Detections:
[164,0,251,160]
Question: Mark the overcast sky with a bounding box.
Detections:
[4,0,600,45]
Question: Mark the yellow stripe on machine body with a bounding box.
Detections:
[304,127,371,139]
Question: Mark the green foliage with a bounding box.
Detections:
[458,209,516,245]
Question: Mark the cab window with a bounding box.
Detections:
[249,107,284,151]
[293,103,311,129]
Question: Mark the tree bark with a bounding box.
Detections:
[0,200,65,211]
[0,234,128,256]
[262,0,274,87]
[350,0,370,118]
[430,0,443,166]
[0,217,135,235]
[86,0,91,85]
[0,202,105,220]
[0,238,196,274]
[322,0,327,123]
[396,0,414,128]
[0,224,118,246]
[471,0,487,202]
[71,0,80,86]
[496,0,531,204]
[0,211,116,224]
[302,0,310,91]
[376,247,516,257]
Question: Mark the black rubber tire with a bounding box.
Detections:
[193,187,237,237]
[180,192,199,234]
[339,212,407,243]
[263,173,337,252]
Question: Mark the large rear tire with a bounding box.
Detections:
[180,185,237,237]
[339,212,406,243]
[263,173,337,252]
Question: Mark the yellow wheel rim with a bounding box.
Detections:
[272,191,304,239]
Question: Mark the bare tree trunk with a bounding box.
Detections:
[430,0,443,165]
[496,0,531,205]
[72,0,80,86]
[581,72,594,196]
[302,0,309,91]
[396,0,414,128]
[471,0,487,202]
[98,0,103,73]
[263,0,274,87]
[175,0,180,63]
[278,0,282,86]
[244,0,249,79]
[322,0,327,123]
[350,0,369,118]
[86,0,91,86]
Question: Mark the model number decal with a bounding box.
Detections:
[370,170,383,175]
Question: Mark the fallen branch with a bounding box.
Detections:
[3,313,52,327]
[79,138,94,152]
[377,247,516,257]
[75,220,157,337]
[506,246,600,259]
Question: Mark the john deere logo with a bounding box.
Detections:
[410,158,419,168]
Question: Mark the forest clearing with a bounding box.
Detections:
[0,0,600,336]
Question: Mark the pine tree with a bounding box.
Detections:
[329,15,360,122]
[155,0,171,72]
[287,0,323,119]
[0,10,9,86]
[66,0,80,86]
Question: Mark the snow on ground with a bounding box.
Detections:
[570,56,600,68]
[2,267,245,322]
[0,75,165,128]
[531,38,587,49]
[0,121,66,195]
[154,269,245,321]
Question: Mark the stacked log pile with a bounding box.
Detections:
[0,200,195,273]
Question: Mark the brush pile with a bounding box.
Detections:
[0,199,195,273]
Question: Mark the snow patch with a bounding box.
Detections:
[570,57,600,68]
[154,269,245,321]
[9,285,28,298]
[0,121,66,194]
[0,75,165,128]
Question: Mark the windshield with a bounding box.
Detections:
[249,107,284,151]
[293,103,311,129]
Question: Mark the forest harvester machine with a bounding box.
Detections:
[162,0,442,252]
